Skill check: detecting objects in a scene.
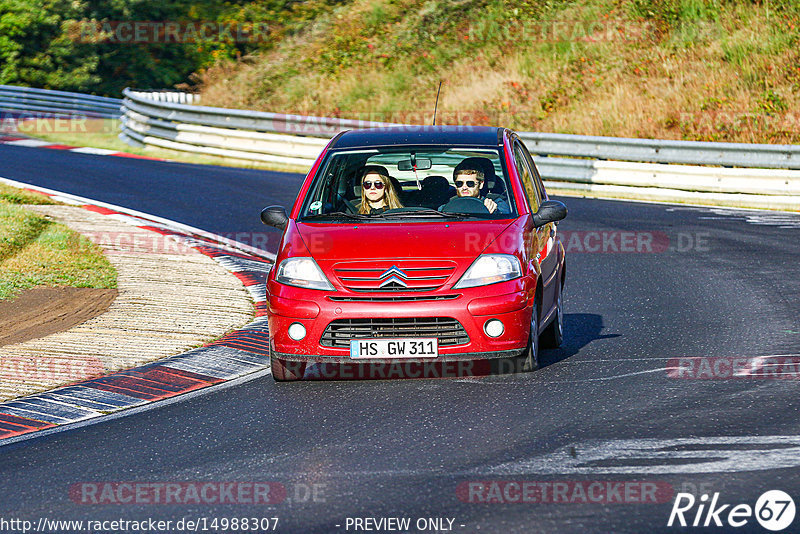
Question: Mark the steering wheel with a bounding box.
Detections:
[441,196,491,214]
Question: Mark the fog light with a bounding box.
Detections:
[484,319,504,338]
[288,322,307,341]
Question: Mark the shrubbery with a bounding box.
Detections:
[0,0,347,96]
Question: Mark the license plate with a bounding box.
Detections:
[350,338,438,359]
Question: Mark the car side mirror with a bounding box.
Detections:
[261,205,289,231]
[533,200,567,228]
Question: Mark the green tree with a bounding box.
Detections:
[0,0,99,91]
[0,0,349,96]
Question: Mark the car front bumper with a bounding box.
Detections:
[267,278,535,359]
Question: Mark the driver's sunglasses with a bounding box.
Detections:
[455,180,480,188]
[362,180,385,190]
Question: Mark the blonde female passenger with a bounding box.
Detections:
[357,165,403,215]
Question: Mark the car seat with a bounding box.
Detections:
[415,175,455,209]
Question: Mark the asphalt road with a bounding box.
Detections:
[2,145,800,533]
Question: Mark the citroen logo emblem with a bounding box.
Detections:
[379,276,407,288]
[379,266,408,280]
[378,266,408,288]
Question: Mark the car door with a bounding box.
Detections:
[530,150,561,322]
[520,139,560,320]
[511,136,553,329]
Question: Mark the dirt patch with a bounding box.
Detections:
[0,287,118,347]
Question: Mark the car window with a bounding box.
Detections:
[513,140,540,212]
[518,140,547,201]
[299,147,518,221]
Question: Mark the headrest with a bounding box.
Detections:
[421,175,450,191]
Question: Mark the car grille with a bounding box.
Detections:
[332,261,457,292]
[320,317,469,347]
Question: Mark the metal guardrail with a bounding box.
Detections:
[518,132,800,170]
[2,85,791,209]
[122,89,395,136]
[120,88,800,170]
[0,85,122,119]
[117,88,800,210]
[128,91,201,105]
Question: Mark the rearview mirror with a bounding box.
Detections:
[397,158,432,171]
[261,205,289,231]
[533,200,567,228]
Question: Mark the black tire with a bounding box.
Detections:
[518,300,540,373]
[541,279,564,349]
[270,354,305,381]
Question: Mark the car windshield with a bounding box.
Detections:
[298,146,517,222]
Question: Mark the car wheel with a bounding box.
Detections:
[541,280,564,349]
[518,300,539,373]
[270,353,305,381]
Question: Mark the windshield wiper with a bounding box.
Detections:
[381,209,463,219]
[302,211,370,220]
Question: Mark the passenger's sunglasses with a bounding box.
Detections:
[362,181,385,190]
[455,180,480,188]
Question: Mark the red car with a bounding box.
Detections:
[261,126,567,381]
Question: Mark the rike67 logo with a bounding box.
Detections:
[668,490,795,531]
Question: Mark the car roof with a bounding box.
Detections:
[329,126,505,150]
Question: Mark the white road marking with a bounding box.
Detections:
[6,139,52,147]
[480,436,800,475]
[552,353,800,364]
[554,367,670,382]
[670,206,800,227]
[69,147,118,155]
[49,195,85,205]
[106,213,153,226]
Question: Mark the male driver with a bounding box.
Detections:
[451,159,509,214]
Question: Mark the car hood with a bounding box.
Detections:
[295,220,516,260]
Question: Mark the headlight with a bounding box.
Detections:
[276,257,335,291]
[453,254,522,289]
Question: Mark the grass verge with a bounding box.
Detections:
[0,186,117,301]
[0,183,58,205]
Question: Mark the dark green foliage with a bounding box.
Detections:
[0,0,99,90]
[0,0,350,96]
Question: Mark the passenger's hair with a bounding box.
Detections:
[359,167,403,213]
